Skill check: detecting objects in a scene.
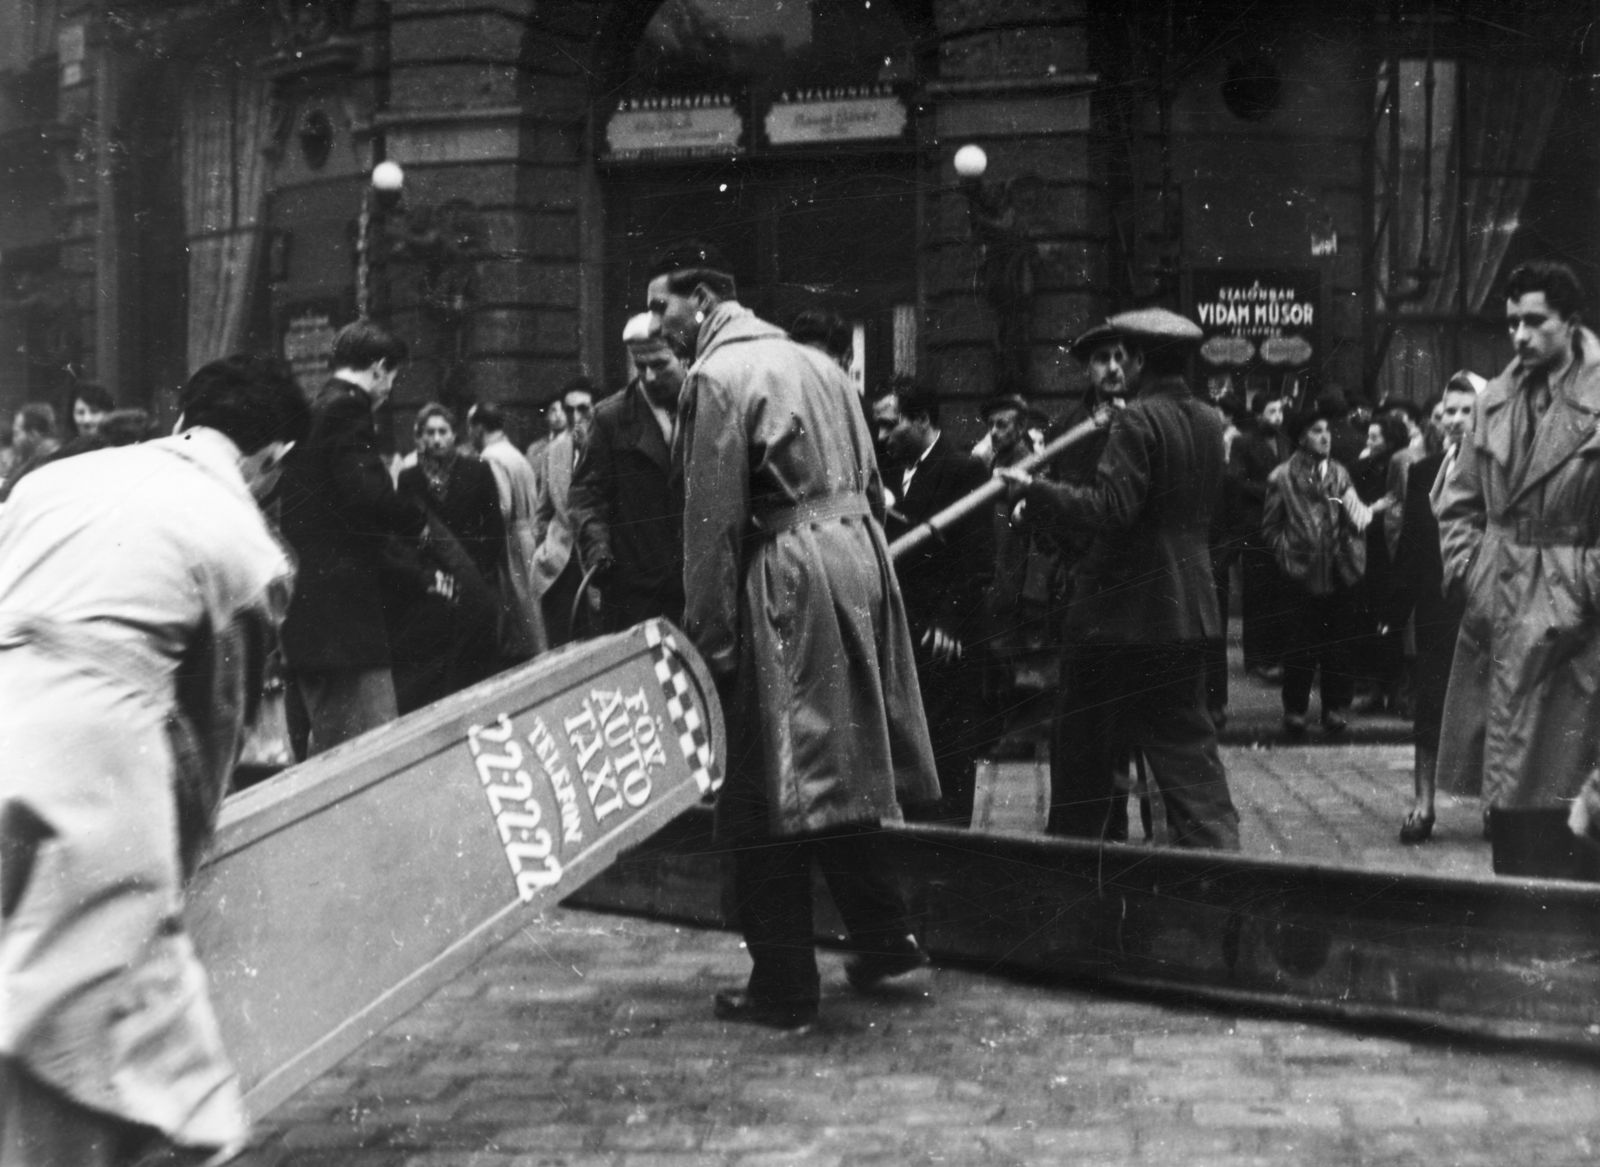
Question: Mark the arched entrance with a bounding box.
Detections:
[599,0,933,393]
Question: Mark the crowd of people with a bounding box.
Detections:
[4,243,1600,1159]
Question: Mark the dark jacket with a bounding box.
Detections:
[1022,374,1224,644]
[568,381,685,631]
[1329,416,1365,472]
[398,454,507,584]
[1262,451,1366,596]
[1229,418,1292,536]
[1392,452,1463,632]
[278,378,425,671]
[1038,393,1113,566]
[884,432,994,645]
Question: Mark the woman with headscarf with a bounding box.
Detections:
[1351,413,1411,713]
[387,404,505,712]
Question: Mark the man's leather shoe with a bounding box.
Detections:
[845,935,930,991]
[712,990,816,1032]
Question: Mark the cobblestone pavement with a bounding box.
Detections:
[248,908,1600,1167]
[974,745,1488,880]
[1228,745,1487,877]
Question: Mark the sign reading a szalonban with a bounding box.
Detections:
[1192,268,1319,369]
[187,620,723,1119]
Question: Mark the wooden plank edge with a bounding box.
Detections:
[564,807,1600,1052]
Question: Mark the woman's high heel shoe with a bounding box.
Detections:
[1399,809,1435,844]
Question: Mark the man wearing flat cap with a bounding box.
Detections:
[999,307,1241,850]
[569,314,687,632]
[1051,320,1132,488]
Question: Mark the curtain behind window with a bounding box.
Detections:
[1378,64,1563,402]
[182,69,270,373]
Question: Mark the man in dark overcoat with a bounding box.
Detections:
[652,241,939,1030]
[569,314,686,633]
[278,320,427,757]
[999,307,1240,850]
[870,379,994,826]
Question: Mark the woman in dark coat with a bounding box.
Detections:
[388,404,506,712]
[1351,414,1410,712]
[1390,376,1477,841]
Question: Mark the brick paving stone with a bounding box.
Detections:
[1287,1074,1425,1103]
[1347,1097,1491,1127]
[733,1150,843,1167]
[601,1121,706,1151]
[1131,1035,1264,1059]
[701,1126,811,1152]
[1026,1125,1136,1155]
[1270,1032,1413,1059]
[1498,1091,1600,1126]
[1190,1102,1343,1129]
[850,1074,944,1100]
[491,1124,595,1151]
[1144,1076,1279,1102]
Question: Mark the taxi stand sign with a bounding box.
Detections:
[466,620,720,904]
[188,620,723,1119]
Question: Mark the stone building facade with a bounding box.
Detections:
[0,0,1593,445]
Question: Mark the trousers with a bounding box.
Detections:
[288,667,398,760]
[732,825,915,1009]
[1049,640,1240,850]
[1280,588,1356,717]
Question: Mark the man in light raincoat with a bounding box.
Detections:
[650,240,939,1031]
[0,355,306,1164]
[1437,261,1600,857]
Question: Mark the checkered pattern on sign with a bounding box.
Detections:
[644,620,719,794]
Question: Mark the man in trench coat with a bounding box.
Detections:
[649,241,940,1030]
[1437,261,1600,845]
[470,400,547,659]
[0,355,307,1164]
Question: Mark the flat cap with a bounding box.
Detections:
[980,393,1034,420]
[1107,306,1204,345]
[1069,319,1123,361]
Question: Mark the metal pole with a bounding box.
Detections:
[888,413,1103,562]
[356,190,371,318]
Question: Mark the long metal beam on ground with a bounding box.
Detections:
[567,808,1600,1051]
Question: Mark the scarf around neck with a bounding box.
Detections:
[418,447,458,500]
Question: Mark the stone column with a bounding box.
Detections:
[922,0,1102,407]
[53,6,102,395]
[380,0,596,424]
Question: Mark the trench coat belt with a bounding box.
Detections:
[1507,519,1594,547]
[0,612,170,699]
[750,492,871,536]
